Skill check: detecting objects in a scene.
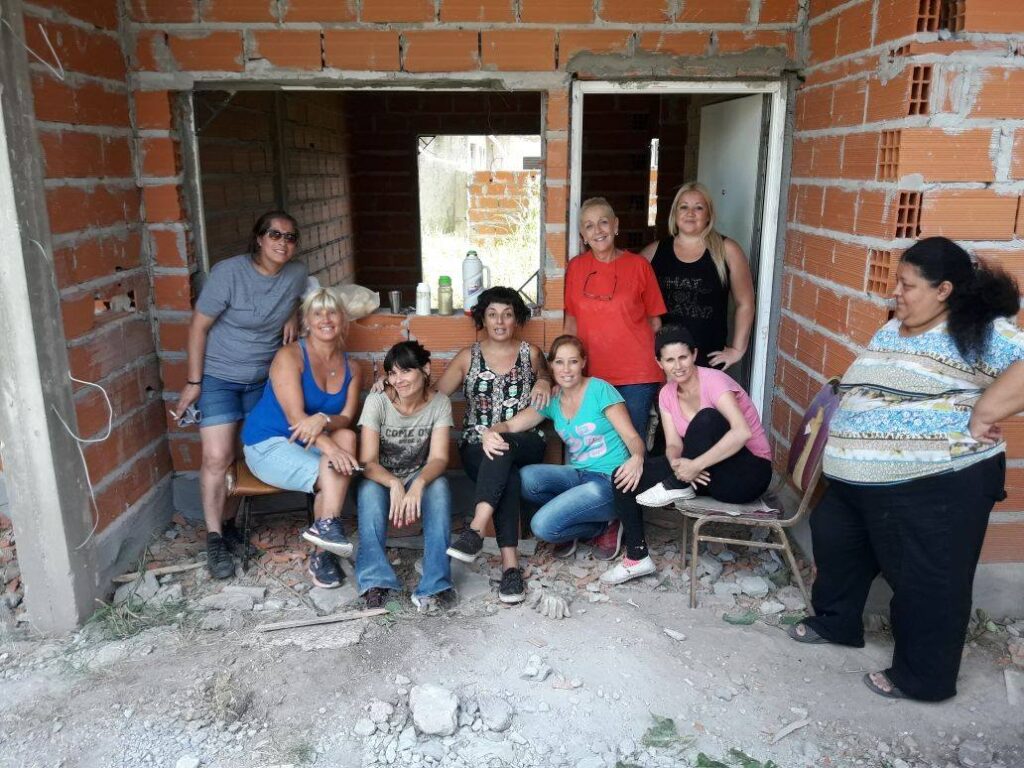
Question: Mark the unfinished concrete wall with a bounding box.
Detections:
[777,0,1024,575]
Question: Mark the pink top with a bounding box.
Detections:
[658,366,771,461]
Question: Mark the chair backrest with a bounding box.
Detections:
[787,377,842,494]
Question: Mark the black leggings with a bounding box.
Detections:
[803,454,1005,701]
[458,431,547,549]
[615,408,772,560]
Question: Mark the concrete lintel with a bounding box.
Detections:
[0,3,100,632]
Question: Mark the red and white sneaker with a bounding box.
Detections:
[589,521,623,561]
[600,555,657,585]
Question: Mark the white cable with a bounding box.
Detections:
[49,374,114,549]
[0,18,65,81]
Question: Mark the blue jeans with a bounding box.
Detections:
[521,464,615,543]
[197,374,264,428]
[615,382,660,438]
[355,473,452,598]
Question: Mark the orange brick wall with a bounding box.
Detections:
[23,0,173,533]
[468,170,540,248]
[781,0,1024,563]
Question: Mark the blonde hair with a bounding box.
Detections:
[579,196,616,227]
[667,182,728,286]
[301,287,350,340]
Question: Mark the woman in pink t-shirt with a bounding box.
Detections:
[636,324,773,506]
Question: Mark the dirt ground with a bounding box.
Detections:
[0,513,1021,768]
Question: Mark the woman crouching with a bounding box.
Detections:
[357,341,456,612]
[242,287,361,588]
[482,335,656,584]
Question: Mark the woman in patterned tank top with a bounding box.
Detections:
[440,287,552,604]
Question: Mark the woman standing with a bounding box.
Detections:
[241,287,361,588]
[172,211,307,579]
[789,237,1024,702]
[635,324,773,508]
[482,336,651,576]
[357,341,456,612]
[641,182,755,370]
[440,287,552,604]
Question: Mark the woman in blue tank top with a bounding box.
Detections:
[242,287,362,589]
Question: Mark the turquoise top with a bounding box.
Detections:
[537,377,630,476]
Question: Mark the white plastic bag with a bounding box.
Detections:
[334,283,381,320]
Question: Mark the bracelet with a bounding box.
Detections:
[318,412,331,425]
[186,379,202,386]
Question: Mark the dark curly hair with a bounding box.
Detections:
[248,210,300,256]
[469,286,531,330]
[901,237,1020,362]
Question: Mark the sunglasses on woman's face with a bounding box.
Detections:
[263,228,298,244]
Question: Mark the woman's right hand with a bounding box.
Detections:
[322,444,358,476]
[481,429,509,459]
[370,378,386,394]
[171,383,201,423]
[388,479,407,526]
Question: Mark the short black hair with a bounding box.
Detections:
[383,340,430,373]
[654,322,697,359]
[248,210,300,256]
[470,286,531,330]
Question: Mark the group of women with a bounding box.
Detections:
[173,189,1023,702]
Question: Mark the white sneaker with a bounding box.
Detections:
[636,482,695,507]
[600,556,657,585]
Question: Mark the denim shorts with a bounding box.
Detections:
[243,437,323,494]
[197,374,265,428]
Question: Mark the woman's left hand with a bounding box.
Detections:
[530,380,552,409]
[968,413,1003,444]
[282,315,300,345]
[671,457,710,486]
[613,454,644,493]
[400,481,424,526]
[289,413,328,447]
[707,346,743,371]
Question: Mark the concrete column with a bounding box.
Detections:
[0,2,99,632]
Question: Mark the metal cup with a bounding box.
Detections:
[388,290,402,314]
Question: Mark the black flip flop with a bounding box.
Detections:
[862,672,909,700]
[787,622,832,644]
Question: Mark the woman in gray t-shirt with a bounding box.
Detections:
[357,341,455,612]
[170,210,308,581]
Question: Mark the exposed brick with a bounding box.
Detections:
[963,0,1024,34]
[717,31,793,57]
[54,232,142,288]
[94,447,173,532]
[896,128,996,182]
[546,231,567,269]
[808,13,839,63]
[865,70,911,122]
[252,30,323,70]
[543,276,565,310]
[873,0,919,44]
[409,315,478,350]
[140,137,179,178]
[520,0,594,23]
[167,32,245,72]
[29,0,119,29]
[40,132,132,179]
[638,32,710,57]
[32,74,130,127]
[841,131,879,180]
[559,30,631,64]
[202,0,277,22]
[67,318,157,383]
[1013,132,1024,180]
[545,90,569,132]
[85,400,167,484]
[678,0,749,23]
[362,0,434,22]
[153,274,192,311]
[846,297,888,345]
[46,186,140,235]
[795,85,833,132]
[759,0,798,23]
[347,314,407,353]
[919,191,1019,241]
[62,295,95,339]
[169,437,202,471]
[128,0,197,22]
[323,31,400,71]
[441,0,514,22]
[972,70,1024,119]
[281,0,356,21]
[158,320,190,352]
[150,229,188,268]
[143,185,184,223]
[26,20,126,81]
[834,1,873,58]
[134,91,174,129]
[601,0,670,23]
[830,78,867,127]
[403,31,479,73]
[980,521,1024,563]
[482,30,556,71]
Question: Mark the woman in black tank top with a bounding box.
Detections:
[641,182,755,371]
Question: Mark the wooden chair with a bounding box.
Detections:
[676,378,842,610]
[226,459,314,572]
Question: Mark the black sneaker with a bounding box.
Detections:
[446,528,484,563]
[411,588,458,614]
[308,551,343,589]
[302,517,353,558]
[364,587,389,609]
[206,532,234,580]
[221,521,257,558]
[498,567,526,604]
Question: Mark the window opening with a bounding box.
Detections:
[647,138,660,228]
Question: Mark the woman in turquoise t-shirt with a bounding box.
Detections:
[481,335,654,578]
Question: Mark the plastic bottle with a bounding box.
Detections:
[415,282,431,316]
[462,250,491,314]
[437,275,454,315]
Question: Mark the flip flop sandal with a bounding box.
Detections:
[862,672,909,700]
[787,622,832,644]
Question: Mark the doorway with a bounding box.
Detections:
[569,81,788,417]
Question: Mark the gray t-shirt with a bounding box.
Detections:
[358,392,454,481]
[195,254,307,383]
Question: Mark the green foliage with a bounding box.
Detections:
[641,715,681,748]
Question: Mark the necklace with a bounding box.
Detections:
[310,345,339,377]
